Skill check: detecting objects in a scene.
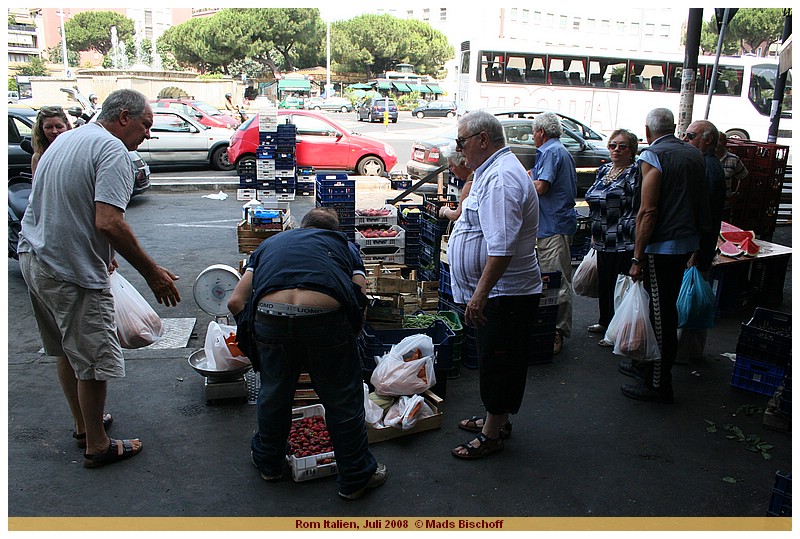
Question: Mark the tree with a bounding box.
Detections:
[699,8,787,55]
[64,11,135,56]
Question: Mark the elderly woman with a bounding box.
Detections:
[439,150,474,221]
[31,106,72,176]
[583,128,639,345]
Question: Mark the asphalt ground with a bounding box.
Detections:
[4,179,793,537]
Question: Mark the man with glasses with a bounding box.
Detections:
[448,110,542,459]
[18,89,181,468]
[529,112,577,355]
[620,108,709,403]
[677,120,726,364]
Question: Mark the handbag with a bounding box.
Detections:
[109,271,164,349]
[677,267,716,329]
[573,248,599,297]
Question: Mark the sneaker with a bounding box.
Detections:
[338,463,387,500]
[587,324,606,334]
[553,333,564,355]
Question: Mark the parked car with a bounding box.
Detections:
[8,105,150,196]
[227,109,397,176]
[107,109,234,171]
[150,99,240,129]
[306,96,353,113]
[8,105,39,176]
[356,97,398,123]
[405,109,610,195]
[411,100,456,119]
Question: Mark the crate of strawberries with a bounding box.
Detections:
[285,404,338,482]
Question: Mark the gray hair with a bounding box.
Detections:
[460,110,505,145]
[96,89,149,123]
[645,108,675,137]
[533,112,563,138]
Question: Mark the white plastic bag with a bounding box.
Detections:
[611,281,661,362]
[383,394,430,430]
[370,334,436,396]
[363,383,385,427]
[573,248,599,298]
[110,271,164,349]
[203,321,251,370]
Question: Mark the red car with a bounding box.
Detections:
[228,110,397,176]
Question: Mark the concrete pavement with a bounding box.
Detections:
[5,184,792,533]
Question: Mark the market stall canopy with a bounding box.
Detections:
[278,79,311,92]
[348,83,373,89]
[425,84,444,94]
[779,35,792,74]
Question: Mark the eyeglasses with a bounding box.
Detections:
[607,142,629,150]
[455,132,482,150]
[684,132,698,140]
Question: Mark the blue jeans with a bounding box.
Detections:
[250,310,377,494]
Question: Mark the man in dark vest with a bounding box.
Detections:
[619,108,710,403]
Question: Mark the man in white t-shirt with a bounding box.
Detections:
[18,89,181,469]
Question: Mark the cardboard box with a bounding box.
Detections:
[367,389,444,443]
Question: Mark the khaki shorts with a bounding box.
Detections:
[19,253,125,381]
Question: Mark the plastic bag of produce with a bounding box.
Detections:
[110,271,164,349]
[370,334,436,396]
[611,281,660,362]
[573,248,599,298]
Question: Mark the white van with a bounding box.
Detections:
[8,91,19,104]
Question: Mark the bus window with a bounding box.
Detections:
[588,59,627,88]
[480,51,506,82]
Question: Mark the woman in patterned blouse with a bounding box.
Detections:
[584,129,639,346]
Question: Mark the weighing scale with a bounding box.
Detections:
[190,264,251,403]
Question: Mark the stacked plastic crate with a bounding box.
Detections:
[315,173,355,242]
[731,308,791,397]
[354,205,404,264]
[725,141,789,241]
[296,167,315,196]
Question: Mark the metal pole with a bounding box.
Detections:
[678,8,704,137]
[767,10,792,143]
[704,8,730,119]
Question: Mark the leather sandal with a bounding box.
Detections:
[458,415,512,439]
[73,413,113,449]
[452,433,504,460]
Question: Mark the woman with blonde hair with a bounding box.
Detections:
[31,106,72,176]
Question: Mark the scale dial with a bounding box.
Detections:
[193,264,241,316]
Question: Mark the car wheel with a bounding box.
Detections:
[356,156,385,176]
[446,111,455,118]
[211,146,234,171]
[725,129,749,140]
[416,111,425,119]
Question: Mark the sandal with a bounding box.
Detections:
[457,415,512,439]
[452,433,504,460]
[83,438,142,469]
[73,413,113,449]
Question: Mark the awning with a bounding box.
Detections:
[779,35,792,74]
[425,84,444,94]
[377,81,392,90]
[392,82,411,92]
[278,79,311,91]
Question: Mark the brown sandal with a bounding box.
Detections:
[452,433,504,460]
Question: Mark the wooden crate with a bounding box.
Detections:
[367,389,444,443]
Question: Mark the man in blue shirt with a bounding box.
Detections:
[530,112,577,355]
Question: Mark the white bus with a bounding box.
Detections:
[456,41,792,144]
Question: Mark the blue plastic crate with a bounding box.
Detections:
[767,470,792,517]
[731,355,786,396]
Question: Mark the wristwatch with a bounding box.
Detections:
[631,257,641,265]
